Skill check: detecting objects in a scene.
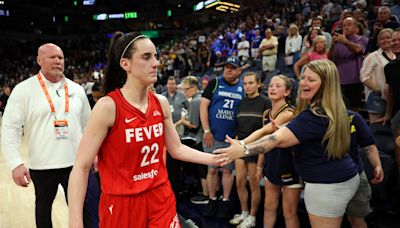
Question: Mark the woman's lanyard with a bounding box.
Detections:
[37,72,69,120]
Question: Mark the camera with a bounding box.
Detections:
[334,27,343,34]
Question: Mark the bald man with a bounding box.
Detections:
[331,17,368,110]
[1,43,91,228]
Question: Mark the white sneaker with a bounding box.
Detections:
[237,217,256,228]
[229,214,247,225]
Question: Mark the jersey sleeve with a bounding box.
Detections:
[202,78,217,100]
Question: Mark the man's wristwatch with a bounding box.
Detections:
[204,129,211,134]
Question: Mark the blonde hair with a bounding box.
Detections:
[270,74,292,103]
[295,60,350,159]
[311,35,328,53]
[272,74,292,91]
[181,75,199,88]
[377,28,394,47]
[288,24,300,38]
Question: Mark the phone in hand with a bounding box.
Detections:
[334,27,343,35]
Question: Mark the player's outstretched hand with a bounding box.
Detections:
[214,135,245,166]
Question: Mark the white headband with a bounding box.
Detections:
[119,35,147,62]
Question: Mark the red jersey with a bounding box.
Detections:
[98,89,168,195]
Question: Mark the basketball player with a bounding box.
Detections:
[68,32,223,227]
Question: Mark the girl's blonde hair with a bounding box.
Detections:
[295,60,350,159]
[311,35,328,53]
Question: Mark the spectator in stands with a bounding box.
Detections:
[201,56,244,219]
[377,6,400,29]
[331,17,368,110]
[392,0,400,20]
[367,21,384,53]
[217,60,362,228]
[0,85,11,114]
[321,0,333,23]
[242,75,301,228]
[162,76,189,195]
[301,27,323,55]
[309,16,333,48]
[162,76,187,126]
[213,51,225,75]
[251,30,263,60]
[346,113,384,228]
[285,24,303,67]
[360,28,395,124]
[229,72,270,228]
[385,29,400,120]
[331,9,353,34]
[165,54,175,78]
[353,9,370,36]
[240,55,254,71]
[259,28,278,82]
[238,34,250,61]
[174,76,209,205]
[87,82,102,108]
[198,43,211,73]
[294,35,329,78]
[384,24,400,218]
[328,0,342,27]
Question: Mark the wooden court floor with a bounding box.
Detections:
[0,135,68,228]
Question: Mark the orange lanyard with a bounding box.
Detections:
[37,73,69,117]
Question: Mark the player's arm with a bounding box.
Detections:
[68,96,115,228]
[157,94,221,166]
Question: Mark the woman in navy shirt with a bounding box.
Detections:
[216,60,360,228]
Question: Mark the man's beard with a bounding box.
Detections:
[53,71,65,78]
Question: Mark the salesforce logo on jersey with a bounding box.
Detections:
[133,169,158,181]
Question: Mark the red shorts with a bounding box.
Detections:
[99,183,180,228]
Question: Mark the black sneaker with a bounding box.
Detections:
[190,193,209,204]
[203,199,218,217]
[216,200,231,219]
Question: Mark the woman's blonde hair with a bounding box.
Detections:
[311,35,328,53]
[377,28,394,47]
[295,60,350,159]
[288,24,300,38]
